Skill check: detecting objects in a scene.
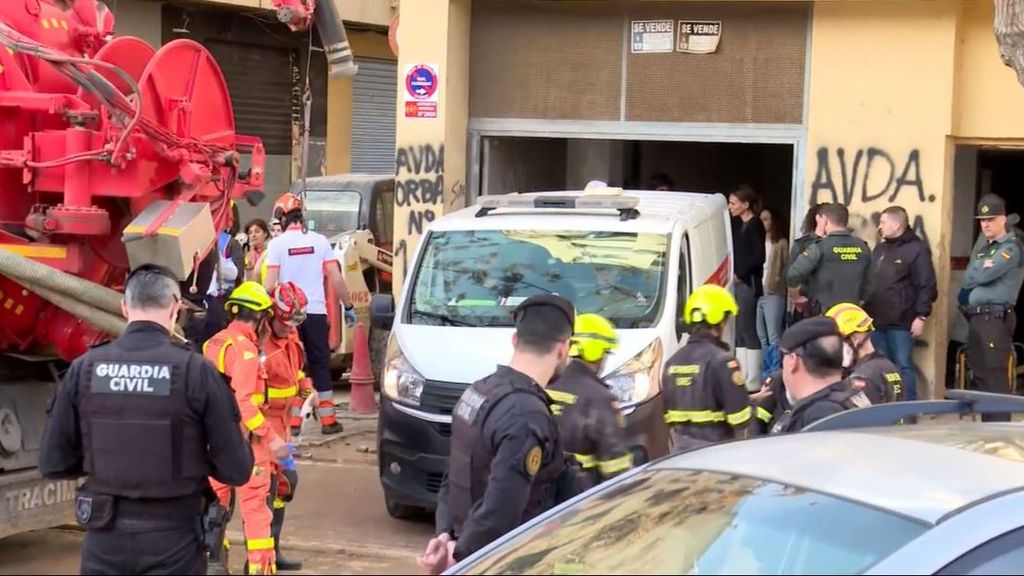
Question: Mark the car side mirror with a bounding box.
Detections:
[371,293,395,330]
[676,315,692,341]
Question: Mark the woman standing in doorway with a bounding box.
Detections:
[728,185,766,391]
[244,218,272,283]
[756,207,789,379]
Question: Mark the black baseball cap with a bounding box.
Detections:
[976,194,1007,218]
[513,294,575,335]
[780,317,840,353]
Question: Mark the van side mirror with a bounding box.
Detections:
[371,294,395,330]
[676,316,692,341]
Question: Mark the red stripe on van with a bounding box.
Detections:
[705,255,731,287]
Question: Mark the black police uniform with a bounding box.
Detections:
[546,359,633,492]
[786,230,875,314]
[661,333,752,452]
[435,365,564,562]
[769,380,870,434]
[960,195,1024,421]
[848,351,903,404]
[38,321,254,575]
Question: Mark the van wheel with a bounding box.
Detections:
[370,327,389,388]
[385,493,423,520]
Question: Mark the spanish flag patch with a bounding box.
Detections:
[1001,251,1013,261]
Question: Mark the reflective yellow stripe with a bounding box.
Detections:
[726,406,753,426]
[252,385,298,405]
[546,389,577,405]
[217,339,235,373]
[571,453,597,468]
[245,412,266,431]
[273,498,286,510]
[664,409,725,424]
[756,406,773,423]
[551,404,564,416]
[247,537,275,551]
[598,453,633,476]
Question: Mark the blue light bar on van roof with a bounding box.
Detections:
[474,194,641,221]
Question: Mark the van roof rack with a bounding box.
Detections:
[803,390,1024,432]
[474,194,641,221]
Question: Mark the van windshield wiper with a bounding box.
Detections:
[410,309,480,327]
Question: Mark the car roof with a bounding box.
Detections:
[430,189,725,234]
[296,174,394,189]
[654,423,1024,525]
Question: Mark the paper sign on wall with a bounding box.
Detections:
[404,63,439,119]
[677,21,722,54]
[631,20,674,53]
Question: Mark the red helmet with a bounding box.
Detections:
[273,193,303,220]
[272,282,309,327]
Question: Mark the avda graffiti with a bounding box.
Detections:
[810,146,934,247]
[396,143,444,236]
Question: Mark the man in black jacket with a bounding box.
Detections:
[863,206,937,401]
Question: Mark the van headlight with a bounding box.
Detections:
[382,338,425,406]
[604,339,663,407]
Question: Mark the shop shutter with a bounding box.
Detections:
[205,40,294,156]
[351,58,398,174]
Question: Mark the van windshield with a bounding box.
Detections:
[408,230,669,328]
[303,190,361,240]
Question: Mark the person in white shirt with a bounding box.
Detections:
[263,192,355,435]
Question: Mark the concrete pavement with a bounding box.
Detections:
[0,408,436,575]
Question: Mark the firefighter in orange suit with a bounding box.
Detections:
[204,281,292,575]
[260,282,314,571]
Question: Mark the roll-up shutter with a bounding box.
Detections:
[205,40,294,156]
[351,58,398,174]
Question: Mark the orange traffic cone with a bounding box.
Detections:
[349,321,378,414]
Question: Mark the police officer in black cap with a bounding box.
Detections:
[38,264,254,575]
[419,294,574,575]
[959,194,1024,421]
[768,317,871,434]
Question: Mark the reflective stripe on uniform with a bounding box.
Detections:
[247,537,275,551]
[598,453,633,476]
[546,389,577,405]
[664,409,726,424]
[245,412,266,431]
[664,407,752,426]
[756,406,773,423]
[251,385,299,405]
[273,498,286,510]
[571,453,597,468]
[317,405,335,417]
[726,406,752,426]
[202,338,235,374]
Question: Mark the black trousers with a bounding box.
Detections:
[80,525,205,575]
[967,310,1016,422]
[298,313,333,393]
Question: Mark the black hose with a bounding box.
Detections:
[313,0,358,78]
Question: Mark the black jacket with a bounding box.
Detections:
[864,230,937,330]
[732,216,766,295]
[769,380,870,434]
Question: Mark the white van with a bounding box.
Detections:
[371,186,733,518]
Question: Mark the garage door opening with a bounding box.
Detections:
[480,136,795,232]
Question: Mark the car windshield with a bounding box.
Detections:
[408,229,669,328]
[303,190,361,240]
[461,469,927,575]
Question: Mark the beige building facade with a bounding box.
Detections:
[393,0,1024,398]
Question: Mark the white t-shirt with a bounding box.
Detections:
[763,239,774,289]
[265,227,336,314]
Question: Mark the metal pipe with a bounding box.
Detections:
[314,0,358,78]
[0,248,123,315]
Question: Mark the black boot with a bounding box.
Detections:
[206,538,231,575]
[272,507,303,571]
[321,421,343,435]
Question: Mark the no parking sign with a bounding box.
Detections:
[404,63,439,119]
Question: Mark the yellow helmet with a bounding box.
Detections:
[825,302,874,337]
[225,281,273,315]
[570,313,618,363]
[684,284,738,326]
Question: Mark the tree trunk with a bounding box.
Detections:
[995,0,1024,88]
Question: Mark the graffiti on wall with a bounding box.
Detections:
[809,146,934,247]
[394,143,445,294]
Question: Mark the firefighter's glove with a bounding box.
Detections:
[344,306,357,327]
[276,443,297,471]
